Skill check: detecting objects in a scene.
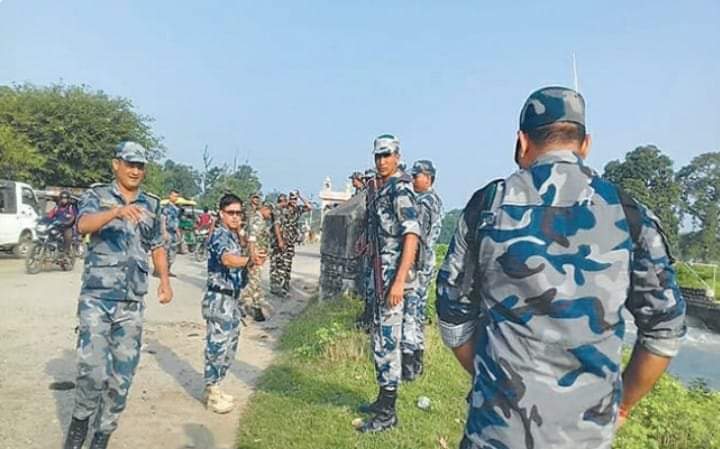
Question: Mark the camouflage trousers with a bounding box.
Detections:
[242,265,266,309]
[411,268,434,351]
[71,297,144,434]
[370,290,417,389]
[165,232,178,270]
[270,244,295,296]
[202,290,242,386]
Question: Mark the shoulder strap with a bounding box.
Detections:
[460,179,502,294]
[617,188,642,247]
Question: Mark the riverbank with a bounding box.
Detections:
[236,296,720,449]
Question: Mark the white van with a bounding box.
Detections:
[0,180,40,257]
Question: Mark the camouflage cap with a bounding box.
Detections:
[373,134,400,155]
[410,160,436,177]
[114,141,148,164]
[349,171,363,180]
[519,86,585,131]
[363,168,376,178]
[250,192,261,199]
[288,191,298,200]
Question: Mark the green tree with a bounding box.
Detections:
[676,152,720,262]
[198,163,262,209]
[0,124,45,184]
[438,208,461,245]
[603,145,681,248]
[0,83,162,187]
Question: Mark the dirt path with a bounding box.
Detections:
[0,244,321,449]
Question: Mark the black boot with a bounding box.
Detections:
[89,432,111,449]
[401,352,417,382]
[358,388,398,433]
[414,349,424,377]
[252,307,267,322]
[63,417,89,449]
[358,388,383,414]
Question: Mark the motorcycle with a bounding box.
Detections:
[193,228,210,262]
[25,217,75,274]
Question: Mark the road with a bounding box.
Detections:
[0,244,321,449]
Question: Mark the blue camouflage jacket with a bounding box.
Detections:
[365,171,421,293]
[436,150,686,449]
[207,224,245,294]
[416,188,443,273]
[161,202,181,233]
[78,182,162,302]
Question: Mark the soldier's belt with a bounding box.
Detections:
[208,286,239,298]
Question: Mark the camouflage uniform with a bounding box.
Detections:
[161,201,180,270]
[271,204,305,296]
[269,205,287,295]
[70,180,162,435]
[203,223,246,386]
[437,152,686,449]
[243,210,270,309]
[365,172,420,389]
[410,186,443,351]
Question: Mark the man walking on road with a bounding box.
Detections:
[357,134,420,433]
[63,141,173,449]
[203,193,265,414]
[436,86,686,449]
[161,189,182,276]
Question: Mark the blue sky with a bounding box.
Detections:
[2,0,718,208]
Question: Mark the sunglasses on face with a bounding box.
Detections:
[223,209,243,217]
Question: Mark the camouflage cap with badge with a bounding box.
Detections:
[114,141,148,164]
[372,134,400,155]
[519,86,586,131]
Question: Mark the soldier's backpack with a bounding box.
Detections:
[460,180,647,301]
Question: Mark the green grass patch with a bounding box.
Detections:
[677,262,720,299]
[238,294,720,449]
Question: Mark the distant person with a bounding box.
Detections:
[48,190,77,256]
[243,201,273,321]
[202,193,264,413]
[357,134,419,432]
[404,160,443,380]
[161,189,182,276]
[195,207,214,231]
[62,141,172,449]
[436,87,686,449]
[349,171,365,196]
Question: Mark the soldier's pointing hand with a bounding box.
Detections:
[115,204,148,224]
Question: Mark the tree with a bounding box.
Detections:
[676,152,720,261]
[0,83,162,187]
[603,145,681,249]
[198,163,262,209]
[0,124,45,184]
[438,209,461,245]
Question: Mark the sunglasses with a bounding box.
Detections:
[223,210,243,217]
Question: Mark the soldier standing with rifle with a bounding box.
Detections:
[357,134,420,433]
[270,194,288,296]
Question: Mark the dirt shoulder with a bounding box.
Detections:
[0,244,320,449]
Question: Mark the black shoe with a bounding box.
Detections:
[401,352,418,382]
[89,432,111,449]
[63,417,89,449]
[414,350,424,377]
[169,272,177,278]
[358,388,383,414]
[252,307,266,322]
[358,388,398,433]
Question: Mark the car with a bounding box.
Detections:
[0,180,40,257]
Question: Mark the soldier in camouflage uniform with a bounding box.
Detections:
[437,87,686,449]
[270,194,288,295]
[357,134,420,433]
[202,193,265,414]
[63,142,173,449]
[243,201,273,321]
[350,171,365,196]
[401,159,443,381]
[161,189,182,275]
[271,192,310,297]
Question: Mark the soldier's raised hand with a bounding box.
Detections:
[115,204,148,224]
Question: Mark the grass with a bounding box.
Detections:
[676,262,720,299]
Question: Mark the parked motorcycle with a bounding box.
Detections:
[25,217,75,274]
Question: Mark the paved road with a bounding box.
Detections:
[0,244,321,449]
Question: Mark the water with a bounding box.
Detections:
[626,319,720,389]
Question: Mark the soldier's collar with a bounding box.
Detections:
[530,150,583,168]
[110,181,144,204]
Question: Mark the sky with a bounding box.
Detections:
[1,0,718,209]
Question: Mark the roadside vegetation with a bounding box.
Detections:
[237,285,720,448]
